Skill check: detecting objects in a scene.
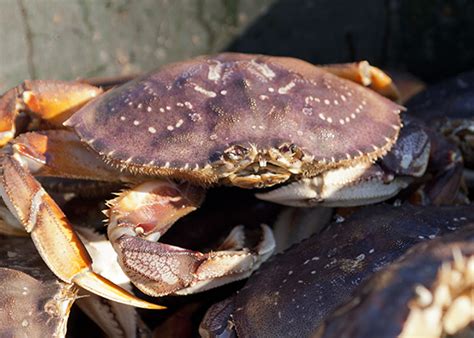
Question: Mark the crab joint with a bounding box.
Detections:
[107,180,205,244]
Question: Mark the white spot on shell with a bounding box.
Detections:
[303,107,313,115]
[324,99,330,105]
[175,119,184,128]
[340,94,347,101]
[278,81,295,94]
[189,113,201,122]
[250,60,276,79]
[194,85,217,97]
[220,90,227,95]
[339,119,345,125]
[167,125,174,131]
[260,95,269,100]
[160,108,165,113]
[208,61,223,81]
[210,134,218,140]
[318,113,326,121]
[185,101,193,109]
[327,117,333,123]
[148,127,156,134]
[133,120,140,126]
[120,116,126,121]
[268,87,275,92]
[166,106,171,110]
[147,106,152,112]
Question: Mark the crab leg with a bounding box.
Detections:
[321,61,400,101]
[9,129,120,181]
[0,80,103,146]
[107,180,275,296]
[0,154,163,309]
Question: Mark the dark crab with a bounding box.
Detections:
[0,235,77,338]
[200,204,474,337]
[406,70,474,189]
[0,53,406,306]
[315,224,474,338]
[0,229,152,337]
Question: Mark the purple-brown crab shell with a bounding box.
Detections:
[65,53,402,184]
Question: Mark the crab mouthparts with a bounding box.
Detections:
[227,169,292,189]
[213,144,315,189]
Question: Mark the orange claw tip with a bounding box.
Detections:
[73,270,166,310]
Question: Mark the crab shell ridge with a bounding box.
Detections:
[65,53,402,187]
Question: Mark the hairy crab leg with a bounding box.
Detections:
[0,155,163,309]
[321,61,400,101]
[0,80,103,146]
[107,180,275,296]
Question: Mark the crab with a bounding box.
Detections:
[199,204,474,337]
[0,53,408,306]
[406,70,474,190]
[315,224,474,338]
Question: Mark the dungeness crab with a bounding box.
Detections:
[0,53,406,306]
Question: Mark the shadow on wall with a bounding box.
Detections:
[225,0,474,82]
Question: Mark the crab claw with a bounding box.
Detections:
[0,155,163,310]
[256,162,411,207]
[107,180,275,296]
[0,80,102,146]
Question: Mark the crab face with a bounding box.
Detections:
[0,53,410,305]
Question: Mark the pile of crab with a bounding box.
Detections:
[0,53,472,337]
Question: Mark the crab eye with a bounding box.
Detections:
[224,145,249,161]
[279,143,303,160]
[279,144,291,153]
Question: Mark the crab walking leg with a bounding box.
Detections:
[321,61,400,101]
[0,156,164,309]
[0,80,103,146]
[107,180,275,297]
[10,129,121,181]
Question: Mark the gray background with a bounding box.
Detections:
[1,0,473,93]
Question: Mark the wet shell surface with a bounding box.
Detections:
[66,53,402,183]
